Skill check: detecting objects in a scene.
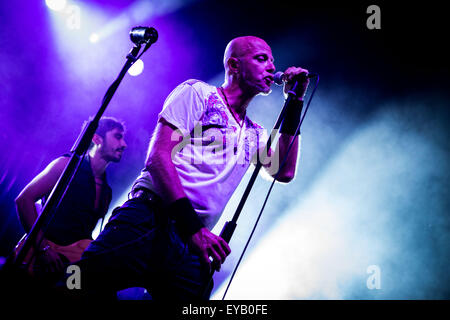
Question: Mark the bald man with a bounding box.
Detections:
[71,36,309,300]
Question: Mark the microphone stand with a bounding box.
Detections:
[203,79,305,299]
[7,43,147,272]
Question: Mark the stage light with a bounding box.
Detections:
[45,0,67,12]
[128,59,144,76]
[89,0,191,44]
[89,33,99,43]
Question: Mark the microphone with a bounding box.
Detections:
[273,71,317,85]
[129,26,158,45]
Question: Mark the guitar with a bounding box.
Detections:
[14,234,91,275]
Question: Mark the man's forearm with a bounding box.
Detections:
[146,152,205,239]
[276,133,299,181]
[146,151,187,203]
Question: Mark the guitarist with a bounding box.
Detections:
[14,117,127,275]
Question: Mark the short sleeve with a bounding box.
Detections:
[158,81,205,136]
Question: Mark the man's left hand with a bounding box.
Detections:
[283,66,310,100]
[189,227,231,272]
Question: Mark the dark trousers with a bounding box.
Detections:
[69,197,212,300]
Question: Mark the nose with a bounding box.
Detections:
[267,60,275,73]
[121,139,127,149]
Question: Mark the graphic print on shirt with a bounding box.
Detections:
[176,91,266,166]
[201,92,263,166]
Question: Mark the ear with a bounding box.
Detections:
[227,57,240,74]
[92,133,103,146]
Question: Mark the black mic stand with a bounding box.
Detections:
[5,41,152,274]
[203,79,307,299]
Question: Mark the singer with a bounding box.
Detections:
[70,36,310,300]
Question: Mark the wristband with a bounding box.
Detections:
[168,198,205,240]
[279,99,303,136]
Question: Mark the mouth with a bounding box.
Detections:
[264,75,274,86]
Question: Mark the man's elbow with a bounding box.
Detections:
[15,191,34,214]
[15,193,28,221]
[264,164,297,183]
[145,151,171,172]
[145,156,157,173]
[15,193,26,208]
[274,171,296,183]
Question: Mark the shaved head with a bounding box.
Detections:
[221,36,275,95]
[223,36,271,72]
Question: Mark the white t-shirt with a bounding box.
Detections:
[133,80,268,229]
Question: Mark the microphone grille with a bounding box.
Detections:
[273,71,284,85]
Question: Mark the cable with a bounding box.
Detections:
[221,75,320,300]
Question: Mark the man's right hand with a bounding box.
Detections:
[189,227,231,272]
[36,245,65,273]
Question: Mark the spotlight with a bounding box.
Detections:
[45,0,67,12]
[128,59,144,76]
[89,33,99,43]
